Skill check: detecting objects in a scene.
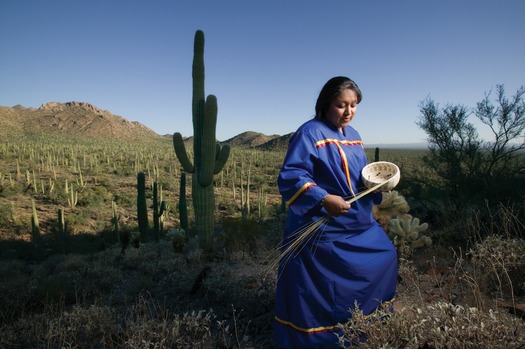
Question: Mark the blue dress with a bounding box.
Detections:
[273,119,398,348]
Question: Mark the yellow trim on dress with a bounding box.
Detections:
[286,182,316,206]
[315,139,363,147]
[274,297,396,334]
[334,142,355,197]
[274,315,340,334]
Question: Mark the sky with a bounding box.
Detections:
[1,0,524,145]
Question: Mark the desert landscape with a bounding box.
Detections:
[0,101,524,348]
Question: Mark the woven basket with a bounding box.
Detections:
[361,161,400,191]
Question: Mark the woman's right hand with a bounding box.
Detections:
[321,194,350,216]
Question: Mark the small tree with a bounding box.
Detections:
[416,99,482,203]
[417,84,525,210]
[474,84,525,177]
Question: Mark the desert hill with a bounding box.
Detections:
[254,132,293,151]
[0,102,158,141]
[0,102,291,149]
[222,131,280,148]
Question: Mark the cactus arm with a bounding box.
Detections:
[215,141,221,162]
[173,132,194,173]
[214,143,231,174]
[409,217,418,233]
[159,200,166,216]
[390,219,404,238]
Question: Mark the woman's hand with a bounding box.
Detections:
[321,194,350,216]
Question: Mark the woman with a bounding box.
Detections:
[273,76,398,348]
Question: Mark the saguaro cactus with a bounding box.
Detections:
[172,30,230,252]
[31,199,41,246]
[137,172,149,242]
[57,207,67,254]
[152,180,168,243]
[111,201,120,243]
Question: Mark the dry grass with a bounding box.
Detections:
[0,228,524,348]
[0,239,277,348]
[336,207,525,348]
[338,299,525,348]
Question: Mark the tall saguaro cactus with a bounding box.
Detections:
[137,172,149,242]
[173,30,230,252]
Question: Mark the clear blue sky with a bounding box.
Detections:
[1,0,524,144]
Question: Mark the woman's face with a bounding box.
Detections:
[325,88,358,132]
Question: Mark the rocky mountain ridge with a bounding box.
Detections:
[0,102,157,141]
[0,102,291,149]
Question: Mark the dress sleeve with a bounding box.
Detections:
[278,130,328,217]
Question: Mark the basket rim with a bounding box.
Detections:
[362,161,400,173]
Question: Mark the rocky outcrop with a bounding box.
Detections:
[39,101,108,115]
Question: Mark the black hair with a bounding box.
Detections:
[314,76,362,120]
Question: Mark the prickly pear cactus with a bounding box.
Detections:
[172,30,230,252]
